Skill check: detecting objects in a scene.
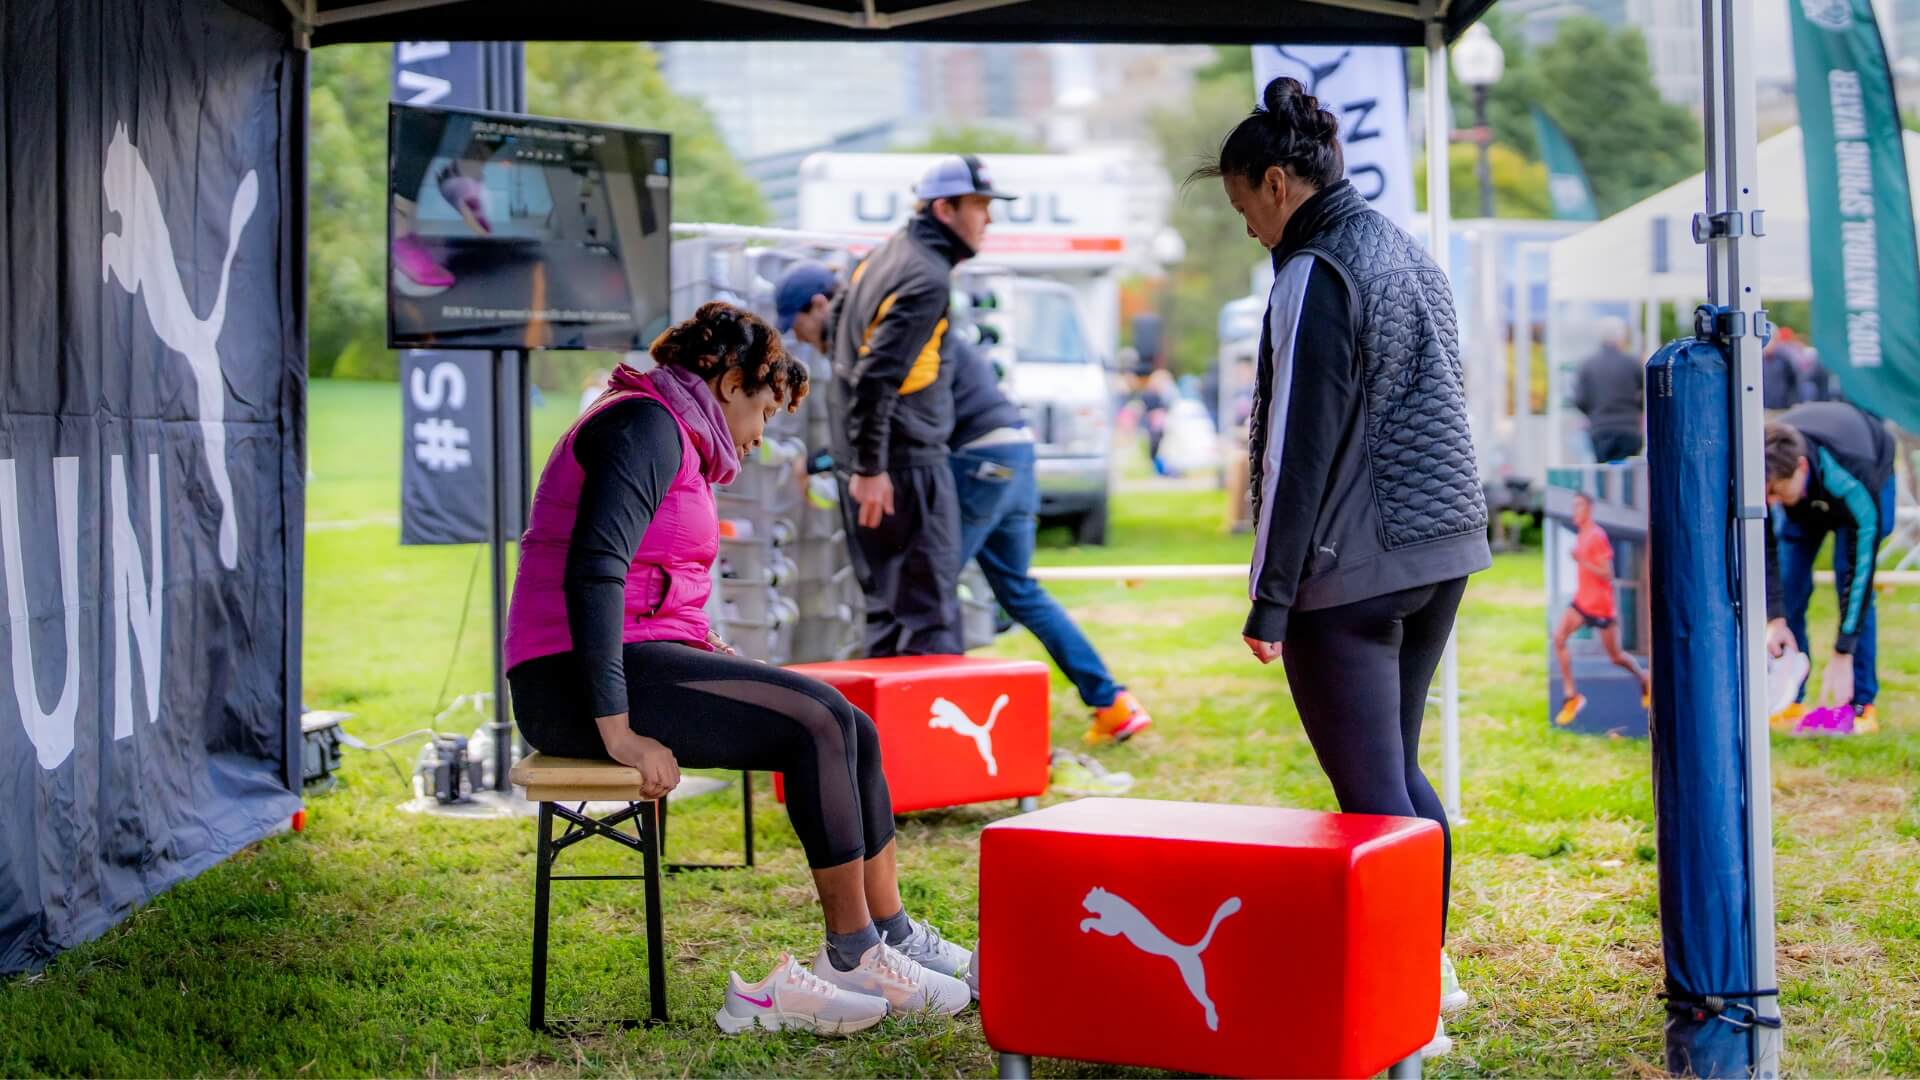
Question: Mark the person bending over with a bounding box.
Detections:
[1763,402,1897,736]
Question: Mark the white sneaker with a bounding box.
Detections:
[889,919,973,986]
[713,953,890,1036]
[1422,1015,1454,1058]
[811,941,971,1016]
[1440,949,1470,1014]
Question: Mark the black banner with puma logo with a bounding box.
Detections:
[0,0,303,973]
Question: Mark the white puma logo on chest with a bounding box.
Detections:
[1080,886,1243,1031]
[927,693,1007,775]
[101,123,257,570]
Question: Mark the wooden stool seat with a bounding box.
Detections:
[511,753,649,803]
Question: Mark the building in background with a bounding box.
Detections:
[1502,0,1698,108]
[1896,0,1920,64]
[744,122,901,228]
[656,41,910,159]
[911,43,1059,143]
[1503,0,1626,47]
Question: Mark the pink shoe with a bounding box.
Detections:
[1791,705,1856,737]
[392,232,454,296]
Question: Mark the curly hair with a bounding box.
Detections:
[648,301,809,411]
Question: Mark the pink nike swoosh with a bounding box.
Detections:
[736,992,773,1008]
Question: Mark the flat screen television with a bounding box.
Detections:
[387,104,671,351]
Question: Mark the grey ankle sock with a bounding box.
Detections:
[874,908,913,945]
[826,923,882,972]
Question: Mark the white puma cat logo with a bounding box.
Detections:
[102,123,258,570]
[1080,886,1243,1031]
[927,694,1007,776]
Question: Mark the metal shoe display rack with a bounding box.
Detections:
[676,229,976,661]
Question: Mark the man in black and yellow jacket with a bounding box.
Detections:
[829,155,1012,656]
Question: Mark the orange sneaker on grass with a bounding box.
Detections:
[1085,691,1151,746]
[1854,704,1880,735]
[1769,702,1806,732]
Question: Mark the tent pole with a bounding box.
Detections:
[1699,0,1782,1071]
[1426,17,1463,824]
[285,36,311,794]
[489,350,513,792]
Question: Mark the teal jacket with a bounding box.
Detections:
[1765,402,1895,654]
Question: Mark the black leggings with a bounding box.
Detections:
[509,642,896,869]
[1282,578,1466,940]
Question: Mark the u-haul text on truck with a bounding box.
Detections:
[797,152,1167,361]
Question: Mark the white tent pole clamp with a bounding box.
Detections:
[1699,0,1783,1071]
[1424,16,1464,825]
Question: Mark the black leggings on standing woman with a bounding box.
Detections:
[509,641,896,870]
[1281,577,1466,939]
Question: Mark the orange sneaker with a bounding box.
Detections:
[1854,704,1880,735]
[1554,694,1586,728]
[1085,691,1152,745]
[1769,702,1806,732]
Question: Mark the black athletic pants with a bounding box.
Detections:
[509,642,896,869]
[839,463,965,657]
[1281,577,1467,940]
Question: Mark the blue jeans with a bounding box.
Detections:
[950,441,1122,709]
[1775,475,1897,706]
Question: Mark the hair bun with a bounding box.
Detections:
[1260,76,1339,145]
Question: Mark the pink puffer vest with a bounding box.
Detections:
[504,368,735,670]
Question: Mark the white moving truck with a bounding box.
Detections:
[799,152,1159,543]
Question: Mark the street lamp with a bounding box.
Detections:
[1452,23,1505,219]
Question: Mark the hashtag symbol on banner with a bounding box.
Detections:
[413,418,473,472]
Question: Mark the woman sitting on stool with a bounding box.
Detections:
[506,302,972,1036]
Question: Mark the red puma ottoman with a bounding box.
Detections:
[980,797,1441,1079]
[775,655,1050,814]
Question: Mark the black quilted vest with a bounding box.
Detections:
[1249,182,1487,566]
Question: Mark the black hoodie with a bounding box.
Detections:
[827,212,972,474]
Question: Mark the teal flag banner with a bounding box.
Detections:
[1789,0,1920,431]
[1531,108,1597,221]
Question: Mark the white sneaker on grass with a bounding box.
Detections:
[810,941,971,1016]
[713,953,889,1036]
[1422,1015,1454,1058]
[890,919,973,986]
[1441,950,1470,1014]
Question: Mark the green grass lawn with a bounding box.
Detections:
[4,378,1918,1077]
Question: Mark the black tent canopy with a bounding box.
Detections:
[298,0,1500,46]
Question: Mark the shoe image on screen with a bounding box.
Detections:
[388,104,671,351]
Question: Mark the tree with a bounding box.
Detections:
[304,42,769,379]
[898,126,1047,155]
[524,43,767,227]
[1413,15,1702,217]
[1149,48,1262,376]
[1527,20,1702,217]
[1413,143,1553,219]
[307,44,391,378]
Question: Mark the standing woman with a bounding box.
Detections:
[506,302,972,1037]
[1198,78,1491,1057]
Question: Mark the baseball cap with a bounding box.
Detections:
[913,154,1017,202]
[774,261,840,332]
